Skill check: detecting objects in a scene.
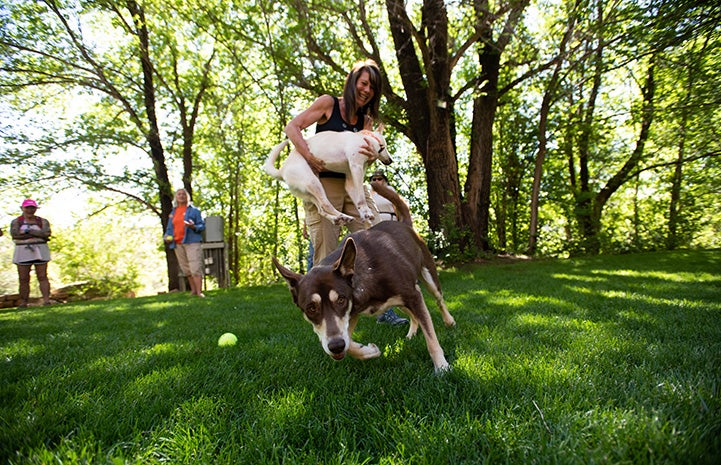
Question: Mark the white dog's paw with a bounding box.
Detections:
[332,213,355,226]
[358,207,375,223]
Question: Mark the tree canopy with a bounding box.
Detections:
[1,0,719,291]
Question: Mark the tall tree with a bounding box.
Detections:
[464,0,530,252]
[528,2,579,255]
[278,0,532,258]
[0,0,217,289]
[559,0,717,254]
[386,0,463,241]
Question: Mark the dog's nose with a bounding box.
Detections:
[327,338,346,354]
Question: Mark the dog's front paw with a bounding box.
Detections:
[348,341,381,360]
[431,353,450,374]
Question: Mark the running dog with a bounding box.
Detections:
[263,129,392,226]
[272,181,456,373]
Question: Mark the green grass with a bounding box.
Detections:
[1,250,720,464]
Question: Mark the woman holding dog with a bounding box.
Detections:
[284,58,382,264]
[285,59,408,326]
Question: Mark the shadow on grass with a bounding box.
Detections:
[1,250,719,464]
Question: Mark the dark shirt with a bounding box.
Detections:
[316,96,365,179]
[316,96,364,134]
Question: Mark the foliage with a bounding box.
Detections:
[0,0,224,290]
[1,0,721,292]
[427,202,477,265]
[1,250,720,463]
[0,200,167,298]
[0,229,17,293]
[50,233,136,299]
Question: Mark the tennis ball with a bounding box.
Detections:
[165,235,173,242]
[218,332,238,347]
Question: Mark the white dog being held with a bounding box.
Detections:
[263,129,392,225]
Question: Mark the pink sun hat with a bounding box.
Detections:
[21,199,38,208]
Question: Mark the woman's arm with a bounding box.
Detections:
[9,219,22,240]
[284,95,334,174]
[189,208,205,232]
[38,217,51,239]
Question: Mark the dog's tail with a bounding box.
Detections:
[371,181,412,227]
[263,139,290,180]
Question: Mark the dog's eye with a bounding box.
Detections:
[306,303,319,314]
[336,296,347,306]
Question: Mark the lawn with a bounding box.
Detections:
[1,250,719,464]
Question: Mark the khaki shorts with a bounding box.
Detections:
[305,177,378,264]
[175,242,203,276]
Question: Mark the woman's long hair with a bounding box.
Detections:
[342,59,382,125]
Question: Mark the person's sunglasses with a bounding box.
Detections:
[371,177,384,181]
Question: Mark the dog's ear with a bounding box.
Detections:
[376,123,385,134]
[334,238,357,278]
[272,257,303,303]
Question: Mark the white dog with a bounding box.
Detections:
[263,129,392,225]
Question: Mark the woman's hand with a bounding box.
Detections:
[304,153,326,175]
[358,137,378,161]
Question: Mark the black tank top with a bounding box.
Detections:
[315,96,364,133]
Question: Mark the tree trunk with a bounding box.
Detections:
[425,110,463,233]
[464,0,528,253]
[593,58,656,227]
[127,0,177,289]
[528,10,576,255]
[228,145,241,285]
[496,190,507,252]
[180,49,215,198]
[668,45,699,249]
[464,52,498,252]
[573,1,605,254]
[668,142,684,249]
[386,0,462,237]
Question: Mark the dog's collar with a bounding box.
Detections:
[360,130,385,154]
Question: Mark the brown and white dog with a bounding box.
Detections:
[263,129,392,226]
[273,181,456,373]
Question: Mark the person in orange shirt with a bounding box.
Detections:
[164,189,206,297]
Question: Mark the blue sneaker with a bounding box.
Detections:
[377,308,409,326]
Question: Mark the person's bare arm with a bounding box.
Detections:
[284,95,334,174]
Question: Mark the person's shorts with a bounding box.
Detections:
[175,242,203,276]
[13,243,51,265]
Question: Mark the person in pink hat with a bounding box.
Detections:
[10,199,53,307]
